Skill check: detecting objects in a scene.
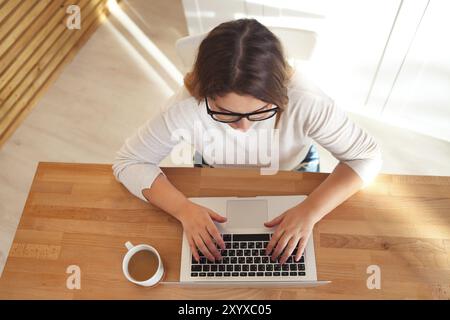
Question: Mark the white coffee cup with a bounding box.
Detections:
[122,241,164,287]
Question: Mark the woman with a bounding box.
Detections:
[113,19,382,265]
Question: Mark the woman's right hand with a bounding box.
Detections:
[176,200,227,262]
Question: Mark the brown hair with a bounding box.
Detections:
[184,19,293,125]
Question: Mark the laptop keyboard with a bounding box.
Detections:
[190,233,306,278]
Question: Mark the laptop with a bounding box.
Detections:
[179,195,330,287]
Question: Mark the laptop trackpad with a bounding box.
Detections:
[226,200,268,228]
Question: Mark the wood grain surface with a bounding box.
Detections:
[0,0,111,148]
[0,162,448,299]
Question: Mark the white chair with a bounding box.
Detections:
[175,27,318,73]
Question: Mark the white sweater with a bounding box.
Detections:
[112,72,382,202]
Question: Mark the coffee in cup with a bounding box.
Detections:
[122,242,164,287]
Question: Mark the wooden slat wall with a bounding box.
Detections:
[0,0,112,148]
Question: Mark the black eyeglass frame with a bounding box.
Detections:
[205,97,280,123]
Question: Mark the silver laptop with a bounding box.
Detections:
[179,195,330,287]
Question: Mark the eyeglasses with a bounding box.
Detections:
[205,97,279,123]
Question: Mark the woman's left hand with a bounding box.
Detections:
[264,205,318,264]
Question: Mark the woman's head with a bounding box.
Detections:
[184,19,293,131]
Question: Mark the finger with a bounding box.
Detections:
[206,223,225,251]
[264,214,283,228]
[271,233,291,262]
[200,231,221,260]
[188,236,200,262]
[280,236,300,264]
[208,210,227,223]
[265,229,284,255]
[194,235,215,262]
[295,236,308,262]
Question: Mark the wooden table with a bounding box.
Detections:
[0,162,449,299]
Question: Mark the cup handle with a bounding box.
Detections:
[125,241,134,250]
